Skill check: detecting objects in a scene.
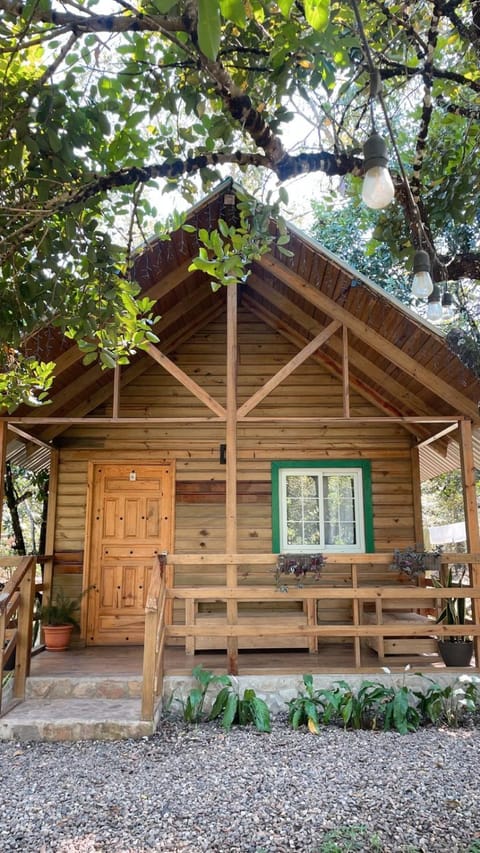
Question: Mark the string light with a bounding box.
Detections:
[441,288,455,319]
[426,285,442,322]
[412,250,433,298]
[361,132,395,209]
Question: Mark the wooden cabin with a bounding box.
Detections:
[2,179,480,718]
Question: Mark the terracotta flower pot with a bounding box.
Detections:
[43,624,74,652]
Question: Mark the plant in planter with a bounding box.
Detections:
[274,553,326,590]
[40,589,83,651]
[390,546,441,581]
[433,567,473,667]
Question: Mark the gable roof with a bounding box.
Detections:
[6,179,480,480]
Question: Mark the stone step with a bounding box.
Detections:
[26,675,143,700]
[0,696,157,742]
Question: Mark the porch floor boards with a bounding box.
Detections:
[28,642,455,679]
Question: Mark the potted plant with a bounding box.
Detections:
[40,588,83,651]
[434,567,473,667]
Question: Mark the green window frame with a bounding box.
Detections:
[271,460,374,554]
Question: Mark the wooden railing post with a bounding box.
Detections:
[141,554,166,722]
[13,557,36,699]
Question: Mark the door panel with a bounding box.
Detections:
[86,463,174,645]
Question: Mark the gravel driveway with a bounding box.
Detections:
[0,719,479,852]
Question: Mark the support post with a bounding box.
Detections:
[225,285,239,674]
[0,422,7,544]
[410,444,424,547]
[42,448,58,608]
[459,419,480,665]
[13,557,36,697]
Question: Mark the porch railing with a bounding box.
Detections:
[141,553,168,721]
[0,556,37,715]
[141,551,480,720]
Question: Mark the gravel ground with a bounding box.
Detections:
[1,719,480,853]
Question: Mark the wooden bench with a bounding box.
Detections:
[361,595,438,657]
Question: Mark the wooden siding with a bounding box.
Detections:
[52,305,416,639]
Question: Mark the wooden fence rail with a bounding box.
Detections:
[157,552,480,675]
[0,556,37,714]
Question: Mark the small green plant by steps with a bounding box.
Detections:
[209,685,271,732]
[287,668,480,734]
[357,669,422,734]
[179,665,271,732]
[180,664,232,724]
[414,673,480,727]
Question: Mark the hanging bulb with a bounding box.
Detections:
[427,285,442,322]
[441,289,455,319]
[412,249,433,297]
[361,132,395,209]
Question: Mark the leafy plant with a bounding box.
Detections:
[287,668,480,734]
[287,674,324,733]
[209,685,271,732]
[414,674,480,728]
[178,665,271,731]
[39,588,86,628]
[433,566,471,642]
[180,665,231,724]
[390,546,441,580]
[357,672,422,734]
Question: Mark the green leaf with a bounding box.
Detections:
[250,696,272,732]
[219,0,246,28]
[304,0,330,31]
[198,0,222,60]
[222,691,239,730]
[209,686,231,719]
[277,0,295,15]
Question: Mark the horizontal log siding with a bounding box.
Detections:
[53,307,416,634]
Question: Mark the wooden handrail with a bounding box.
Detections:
[166,585,480,600]
[0,555,37,715]
[141,553,167,721]
[158,552,480,673]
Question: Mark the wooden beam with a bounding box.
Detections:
[243,287,433,443]
[459,419,480,664]
[416,423,458,448]
[342,325,350,418]
[7,424,51,451]
[410,444,424,547]
[41,448,58,607]
[0,422,7,542]
[112,365,121,418]
[36,299,226,442]
[225,284,239,674]
[3,415,462,425]
[237,320,341,418]
[257,253,480,421]
[146,343,227,418]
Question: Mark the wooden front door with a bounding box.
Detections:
[86,463,174,645]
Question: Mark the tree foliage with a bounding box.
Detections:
[0,0,479,405]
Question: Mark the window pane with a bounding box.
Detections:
[323,474,357,546]
[285,475,321,547]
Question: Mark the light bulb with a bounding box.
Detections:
[412,250,433,298]
[427,286,442,322]
[441,291,455,319]
[361,133,395,210]
[362,166,395,209]
[412,270,433,298]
